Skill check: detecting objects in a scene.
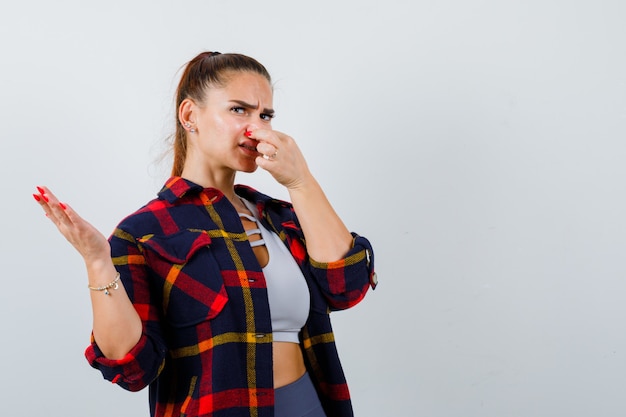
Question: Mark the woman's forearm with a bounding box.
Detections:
[288,175,353,262]
[86,258,143,360]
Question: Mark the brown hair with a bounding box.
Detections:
[171,51,272,176]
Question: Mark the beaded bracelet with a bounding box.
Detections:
[88,272,120,295]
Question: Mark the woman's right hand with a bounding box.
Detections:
[35,186,143,359]
[33,186,110,266]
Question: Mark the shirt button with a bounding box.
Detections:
[370,272,378,286]
[255,333,266,338]
[248,278,256,283]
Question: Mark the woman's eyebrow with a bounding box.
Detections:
[230,99,275,115]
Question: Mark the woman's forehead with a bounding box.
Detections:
[207,72,273,103]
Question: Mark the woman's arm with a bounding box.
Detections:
[34,186,142,359]
[286,175,353,262]
[251,130,353,262]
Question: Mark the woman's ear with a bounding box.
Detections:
[178,98,196,133]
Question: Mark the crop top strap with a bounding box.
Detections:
[238,212,266,248]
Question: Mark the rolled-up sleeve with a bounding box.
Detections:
[308,233,377,310]
[85,329,165,391]
[84,227,167,392]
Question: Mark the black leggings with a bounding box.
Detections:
[274,372,327,417]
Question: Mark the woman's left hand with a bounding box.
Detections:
[250,129,353,261]
[251,129,313,190]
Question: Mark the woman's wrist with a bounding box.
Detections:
[84,255,116,280]
[286,172,317,194]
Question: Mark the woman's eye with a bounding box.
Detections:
[261,113,274,121]
[231,107,245,114]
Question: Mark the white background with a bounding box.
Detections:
[2,0,626,416]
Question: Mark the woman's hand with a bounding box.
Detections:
[247,130,353,261]
[34,186,142,359]
[250,129,314,190]
[33,186,110,266]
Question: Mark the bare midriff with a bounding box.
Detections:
[273,341,307,388]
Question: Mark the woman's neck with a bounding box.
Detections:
[180,163,235,189]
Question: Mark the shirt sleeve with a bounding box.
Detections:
[84,227,168,392]
[307,233,377,310]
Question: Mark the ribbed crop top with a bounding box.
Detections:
[240,199,310,343]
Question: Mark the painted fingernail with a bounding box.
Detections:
[36,186,45,194]
[42,194,49,203]
[244,131,252,137]
[33,194,41,202]
[59,202,67,210]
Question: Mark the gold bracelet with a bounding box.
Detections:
[88,272,121,295]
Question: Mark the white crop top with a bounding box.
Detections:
[240,199,310,343]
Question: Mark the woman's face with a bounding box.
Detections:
[187,71,274,175]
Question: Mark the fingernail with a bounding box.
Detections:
[244,131,252,137]
[36,186,49,202]
[33,194,41,202]
[59,202,67,210]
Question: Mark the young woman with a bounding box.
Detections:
[33,51,376,417]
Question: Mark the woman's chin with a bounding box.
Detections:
[239,163,259,174]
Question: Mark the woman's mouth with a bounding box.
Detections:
[240,144,257,152]
[239,139,260,156]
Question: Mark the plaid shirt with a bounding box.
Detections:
[85,177,376,417]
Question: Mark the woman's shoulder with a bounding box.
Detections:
[112,196,166,234]
[113,177,202,234]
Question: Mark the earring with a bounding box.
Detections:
[184,122,191,128]
[190,128,196,133]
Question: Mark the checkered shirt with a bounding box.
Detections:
[85,177,376,417]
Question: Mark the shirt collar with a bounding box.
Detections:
[157,176,293,210]
[157,177,206,204]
